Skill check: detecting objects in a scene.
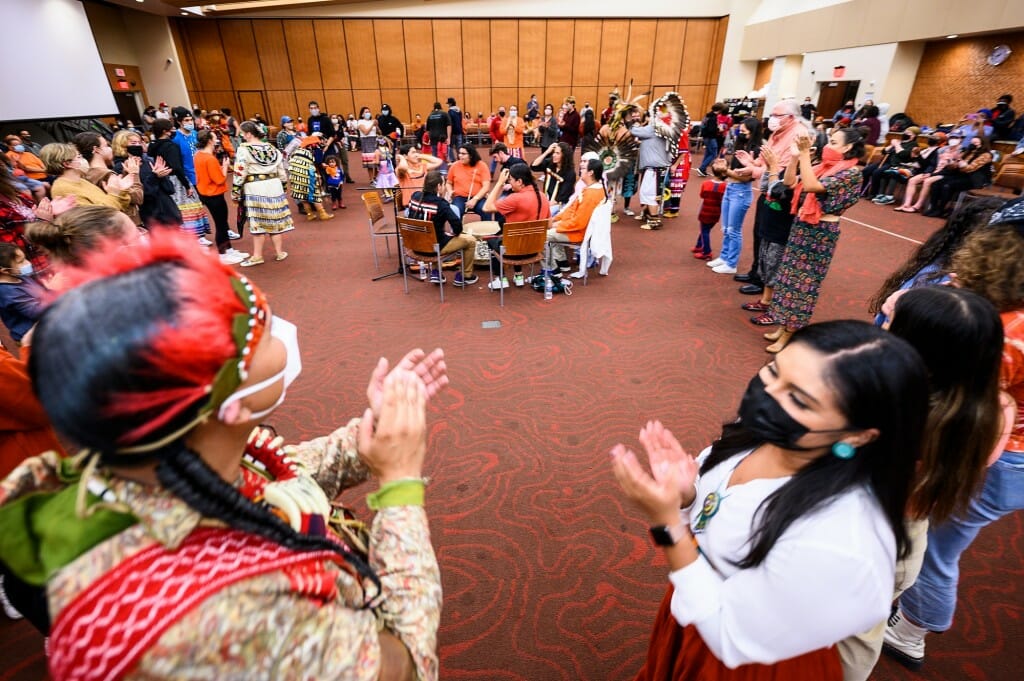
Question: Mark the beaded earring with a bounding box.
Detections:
[832,442,856,459]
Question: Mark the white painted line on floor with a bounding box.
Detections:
[841,216,924,245]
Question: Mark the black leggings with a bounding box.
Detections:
[198,192,231,253]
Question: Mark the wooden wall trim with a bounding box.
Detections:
[174,17,725,126]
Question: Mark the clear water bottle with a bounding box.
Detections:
[418,261,428,281]
[543,271,553,300]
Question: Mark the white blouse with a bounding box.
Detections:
[669,448,896,669]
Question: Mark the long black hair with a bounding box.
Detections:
[889,287,1003,523]
[701,320,928,567]
[458,142,482,165]
[508,163,544,219]
[30,247,381,603]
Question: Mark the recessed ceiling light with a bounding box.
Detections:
[800,52,807,56]
[761,56,770,60]
[946,34,958,39]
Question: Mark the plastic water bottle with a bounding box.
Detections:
[418,261,428,281]
[543,271,553,300]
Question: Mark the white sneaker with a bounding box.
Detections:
[227,247,250,259]
[220,252,245,265]
[882,608,927,670]
[706,258,724,268]
[198,236,214,247]
[623,208,635,216]
[488,277,510,290]
[227,230,241,240]
[712,263,737,274]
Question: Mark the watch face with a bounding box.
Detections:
[988,45,1011,66]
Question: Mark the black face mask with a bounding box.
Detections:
[737,373,849,451]
[127,145,144,157]
[499,111,506,117]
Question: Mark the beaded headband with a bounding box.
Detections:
[114,273,270,455]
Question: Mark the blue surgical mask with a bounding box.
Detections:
[183,122,195,131]
[13,145,25,153]
[19,262,33,276]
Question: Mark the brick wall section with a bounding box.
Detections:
[905,31,1024,131]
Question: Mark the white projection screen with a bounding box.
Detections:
[0,0,117,122]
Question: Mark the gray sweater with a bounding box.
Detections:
[631,123,672,169]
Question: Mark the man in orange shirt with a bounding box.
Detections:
[544,159,605,272]
[4,135,47,180]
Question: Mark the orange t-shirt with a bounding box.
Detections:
[553,185,604,242]
[447,160,490,199]
[495,187,550,222]
[194,151,227,196]
[999,310,1024,453]
[6,150,47,180]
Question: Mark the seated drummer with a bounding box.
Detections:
[482,164,550,290]
[407,169,478,286]
[542,159,606,274]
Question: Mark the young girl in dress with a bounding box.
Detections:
[373,137,399,201]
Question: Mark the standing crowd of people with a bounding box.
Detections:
[0,85,1022,681]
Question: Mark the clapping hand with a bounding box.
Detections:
[103,173,134,193]
[760,146,779,174]
[366,348,448,417]
[794,136,813,155]
[611,420,699,526]
[122,156,141,175]
[357,369,428,483]
[150,157,172,178]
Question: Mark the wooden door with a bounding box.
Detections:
[816,80,859,121]
[237,91,268,121]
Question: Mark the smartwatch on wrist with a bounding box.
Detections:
[649,521,688,547]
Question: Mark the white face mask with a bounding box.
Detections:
[767,115,782,132]
[218,315,302,422]
[18,262,33,276]
[949,139,961,147]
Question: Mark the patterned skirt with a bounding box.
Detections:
[634,585,842,681]
[170,176,210,237]
[243,179,294,235]
[768,219,841,330]
[360,136,377,169]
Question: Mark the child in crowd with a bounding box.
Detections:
[692,162,727,260]
[322,155,346,210]
[373,137,399,201]
[663,132,691,218]
[0,244,46,344]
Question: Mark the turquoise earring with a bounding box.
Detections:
[832,442,856,459]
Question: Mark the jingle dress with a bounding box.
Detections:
[233,142,294,235]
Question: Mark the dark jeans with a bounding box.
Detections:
[695,222,715,255]
[699,138,719,173]
[451,195,491,221]
[448,133,463,162]
[745,199,765,283]
[198,192,230,253]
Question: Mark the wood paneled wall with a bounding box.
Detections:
[172,17,728,126]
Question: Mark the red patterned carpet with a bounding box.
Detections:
[2,150,1022,680]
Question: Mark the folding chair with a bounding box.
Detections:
[489,219,549,307]
[362,191,396,271]
[396,216,463,302]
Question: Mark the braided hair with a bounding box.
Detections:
[509,163,544,219]
[30,231,381,602]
